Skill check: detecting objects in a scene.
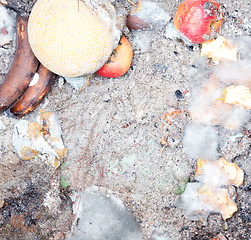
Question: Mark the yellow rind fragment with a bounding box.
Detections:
[56,148,68,159]
[39,109,52,120]
[195,158,244,187]
[0,199,5,208]
[52,158,61,169]
[20,146,37,160]
[195,158,206,177]
[217,158,244,187]
[198,185,237,220]
[222,85,251,109]
[201,36,238,64]
[27,122,43,140]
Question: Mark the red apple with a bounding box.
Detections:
[174,0,223,44]
[97,36,133,78]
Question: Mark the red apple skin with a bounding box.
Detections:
[174,0,223,44]
[97,36,133,78]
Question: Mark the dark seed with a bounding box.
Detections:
[175,90,184,99]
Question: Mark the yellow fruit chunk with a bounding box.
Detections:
[198,185,237,220]
[222,85,251,109]
[201,36,237,64]
[195,158,244,187]
[217,158,244,187]
[20,146,38,160]
[56,148,68,159]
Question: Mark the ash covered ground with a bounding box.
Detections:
[0,0,250,239]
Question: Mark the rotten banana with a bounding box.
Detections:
[10,64,55,117]
[0,13,39,112]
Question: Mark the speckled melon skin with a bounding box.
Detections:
[28,0,114,77]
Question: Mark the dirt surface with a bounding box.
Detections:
[0,0,250,239]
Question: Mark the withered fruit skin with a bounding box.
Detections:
[10,64,55,117]
[126,15,148,30]
[96,36,133,78]
[0,14,39,112]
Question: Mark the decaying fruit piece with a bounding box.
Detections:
[217,158,244,187]
[97,36,133,78]
[189,76,249,130]
[201,36,238,64]
[126,0,147,30]
[179,155,244,221]
[195,158,244,187]
[174,0,223,44]
[10,64,55,117]
[126,14,148,30]
[221,85,251,109]
[13,110,67,168]
[28,0,121,77]
[198,185,237,220]
[189,76,226,125]
[0,14,39,112]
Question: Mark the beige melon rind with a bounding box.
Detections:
[28,0,119,77]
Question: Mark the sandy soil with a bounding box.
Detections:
[0,0,250,239]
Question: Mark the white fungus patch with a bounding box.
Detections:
[183,124,219,161]
[165,22,179,40]
[131,1,171,53]
[28,72,39,86]
[188,36,251,130]
[67,186,143,240]
[0,5,15,47]
[64,76,89,91]
[132,31,153,53]
[178,182,238,222]
[132,1,171,29]
[0,118,5,130]
[177,182,213,222]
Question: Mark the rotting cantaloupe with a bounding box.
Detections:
[28,0,121,77]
